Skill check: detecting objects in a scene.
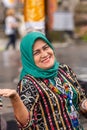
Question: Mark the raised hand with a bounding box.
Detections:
[0,89,17,98]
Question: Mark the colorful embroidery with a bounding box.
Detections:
[17,64,85,130]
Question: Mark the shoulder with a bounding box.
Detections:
[59,63,71,72]
[17,75,39,94]
[8,16,16,21]
[58,63,75,77]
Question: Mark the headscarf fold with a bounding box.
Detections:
[20,31,60,80]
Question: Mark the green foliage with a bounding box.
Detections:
[82,33,87,42]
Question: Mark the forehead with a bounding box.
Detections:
[33,39,47,50]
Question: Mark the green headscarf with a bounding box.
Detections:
[20,31,60,80]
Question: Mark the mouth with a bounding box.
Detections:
[41,56,51,63]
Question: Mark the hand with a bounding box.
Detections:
[0,89,17,98]
[81,99,87,112]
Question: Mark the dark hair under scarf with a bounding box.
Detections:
[20,31,60,80]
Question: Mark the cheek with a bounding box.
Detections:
[33,55,40,66]
[49,48,54,54]
[51,51,56,63]
[51,50,55,58]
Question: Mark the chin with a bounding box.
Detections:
[39,60,55,69]
[43,64,54,70]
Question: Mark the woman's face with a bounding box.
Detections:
[33,39,55,69]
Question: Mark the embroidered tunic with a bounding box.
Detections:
[17,64,86,130]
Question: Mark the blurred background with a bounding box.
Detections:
[0,0,87,42]
[0,0,87,130]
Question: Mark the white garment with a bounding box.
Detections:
[5,16,17,35]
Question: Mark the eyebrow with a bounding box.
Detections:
[33,43,48,52]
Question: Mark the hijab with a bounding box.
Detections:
[20,31,60,80]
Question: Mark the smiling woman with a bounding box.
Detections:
[0,31,87,130]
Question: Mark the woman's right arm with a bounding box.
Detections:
[0,77,39,129]
[0,89,29,126]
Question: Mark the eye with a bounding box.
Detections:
[33,51,40,56]
[43,45,49,50]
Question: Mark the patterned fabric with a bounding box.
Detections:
[0,97,3,109]
[17,64,86,130]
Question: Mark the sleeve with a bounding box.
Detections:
[17,77,40,129]
[65,65,86,103]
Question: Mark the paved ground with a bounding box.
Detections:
[0,38,87,129]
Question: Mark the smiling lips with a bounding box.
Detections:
[41,55,51,63]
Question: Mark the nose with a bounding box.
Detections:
[40,50,48,58]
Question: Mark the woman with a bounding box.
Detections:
[0,31,87,130]
[5,9,18,50]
